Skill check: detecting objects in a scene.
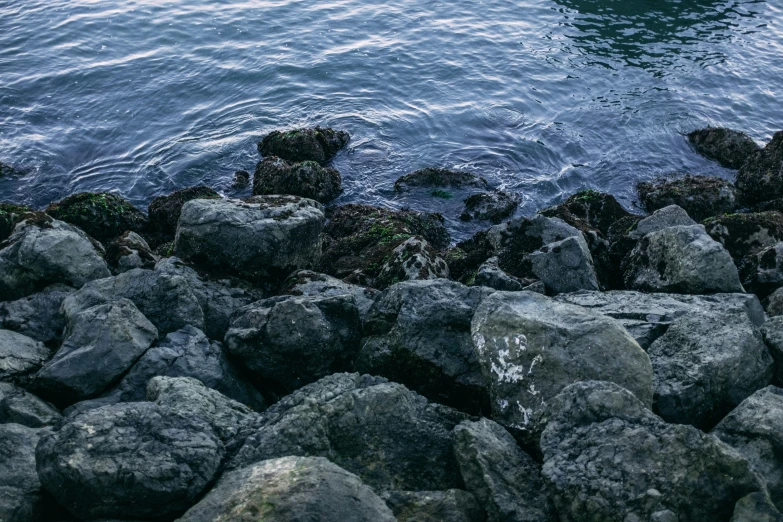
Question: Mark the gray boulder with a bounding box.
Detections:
[629,204,696,240]
[36,402,224,520]
[731,493,783,522]
[284,269,379,321]
[453,418,553,522]
[0,329,49,385]
[0,284,73,345]
[179,456,394,522]
[471,291,653,445]
[541,381,765,522]
[762,317,783,385]
[0,383,61,427]
[395,168,488,192]
[384,490,486,522]
[527,233,599,293]
[473,257,527,291]
[0,424,50,522]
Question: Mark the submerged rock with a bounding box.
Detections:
[736,131,783,205]
[384,490,485,522]
[253,156,342,203]
[460,191,520,224]
[0,329,50,385]
[688,127,760,170]
[258,126,350,165]
[147,185,221,245]
[394,167,489,192]
[637,175,739,221]
[45,192,148,245]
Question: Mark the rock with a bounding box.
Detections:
[0,424,50,522]
[180,456,395,522]
[768,287,783,317]
[473,257,531,291]
[703,211,783,262]
[0,217,110,300]
[0,329,49,385]
[229,373,468,491]
[147,185,221,245]
[649,311,773,429]
[394,168,489,192]
[232,169,250,187]
[0,285,73,345]
[283,269,379,320]
[253,156,342,203]
[225,294,361,395]
[762,317,783,385]
[113,325,265,409]
[527,233,600,293]
[622,224,743,294]
[740,241,783,297]
[471,291,653,445]
[460,191,520,224]
[541,380,765,522]
[629,204,697,240]
[0,203,34,243]
[175,195,324,281]
[45,192,148,245]
[540,189,632,236]
[736,131,783,205]
[105,231,157,273]
[384,490,485,522]
[688,127,760,169]
[453,418,553,522]
[258,127,350,165]
[637,175,740,221]
[0,383,61,427]
[731,492,783,522]
[356,280,493,415]
[36,402,224,520]
[33,299,157,405]
[375,236,450,288]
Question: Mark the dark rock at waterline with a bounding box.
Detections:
[0,329,50,386]
[105,231,157,273]
[45,192,148,245]
[0,284,73,346]
[253,156,342,203]
[0,382,61,428]
[736,131,783,205]
[688,127,760,170]
[0,162,26,177]
[637,174,740,221]
[703,211,783,263]
[0,423,52,522]
[395,168,489,192]
[147,185,221,245]
[732,492,783,522]
[258,126,350,165]
[460,191,519,224]
[0,203,34,243]
[232,169,250,187]
[540,189,632,236]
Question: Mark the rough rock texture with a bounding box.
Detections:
[105,231,157,273]
[731,492,783,522]
[473,257,530,291]
[740,241,783,297]
[0,383,61,427]
[0,203,34,243]
[703,211,783,263]
[768,287,783,317]
[622,224,743,293]
[0,329,50,385]
[384,490,486,522]
[147,185,221,245]
[527,233,599,293]
[225,294,361,395]
[541,381,765,522]
[0,424,50,522]
[540,190,631,237]
[762,317,783,385]
[180,456,395,522]
[174,196,324,280]
[637,175,739,221]
[649,312,773,429]
[284,270,379,320]
[253,156,342,203]
[395,168,489,192]
[453,418,553,522]
[460,191,519,224]
[45,192,148,245]
[375,236,450,288]
[356,280,493,415]
[629,204,697,240]
[258,127,350,165]
[736,131,783,205]
[33,299,157,405]
[0,217,110,300]
[688,127,760,169]
[229,373,468,492]
[471,291,653,445]
[36,402,224,520]
[0,284,73,345]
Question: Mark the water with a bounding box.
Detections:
[1,0,782,240]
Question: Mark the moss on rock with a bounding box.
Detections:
[46,192,148,245]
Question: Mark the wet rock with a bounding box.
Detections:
[460,191,520,224]
[541,380,765,522]
[395,168,489,192]
[453,418,553,522]
[225,294,361,395]
[180,456,395,522]
[0,203,34,243]
[105,230,157,273]
[0,424,50,522]
[384,490,485,522]
[703,211,783,263]
[283,269,379,321]
[688,127,760,169]
[253,156,342,203]
[762,317,783,385]
[736,131,783,205]
[232,169,250,187]
[637,175,740,221]
[0,217,111,300]
[36,402,224,520]
[527,233,600,294]
[356,279,493,415]
[731,492,783,522]
[540,189,632,236]
[375,236,449,288]
[649,311,773,429]
[629,204,697,239]
[147,185,221,245]
[259,126,350,165]
[229,373,468,491]
[0,383,61,428]
[0,329,49,385]
[45,192,148,245]
[471,291,653,445]
[33,299,157,406]
[175,195,324,281]
[0,284,73,345]
[622,224,743,293]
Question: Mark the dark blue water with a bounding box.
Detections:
[1,0,782,239]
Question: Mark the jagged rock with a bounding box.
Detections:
[36,402,224,520]
[147,186,221,245]
[637,175,740,221]
[33,299,157,405]
[258,127,350,165]
[471,291,653,445]
[453,418,553,522]
[384,490,485,522]
[180,456,395,522]
[540,190,631,236]
[0,284,73,345]
[460,191,519,224]
[731,492,783,522]
[0,329,49,385]
[703,211,783,263]
[395,168,488,192]
[45,192,148,245]
[736,131,783,205]
[0,383,61,427]
[253,156,342,203]
[0,203,34,243]
[0,424,50,522]
[629,204,696,240]
[762,317,783,385]
[527,233,599,293]
[375,237,449,288]
[225,294,361,394]
[0,217,110,300]
[356,280,493,415]
[105,231,157,273]
[541,381,765,522]
[473,257,529,291]
[175,195,324,280]
[284,270,379,321]
[768,287,783,317]
[688,127,760,169]
[229,373,468,492]
[649,312,773,429]
[623,224,743,293]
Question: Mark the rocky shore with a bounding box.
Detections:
[2,125,783,521]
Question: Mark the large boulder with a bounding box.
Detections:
[637,175,739,222]
[383,490,485,522]
[175,195,324,280]
[45,192,148,245]
[0,329,49,385]
[471,291,653,445]
[36,402,224,520]
[394,168,489,192]
[229,373,468,491]
[460,191,520,224]
[356,280,493,415]
[703,211,783,263]
[0,217,110,300]
[736,131,783,205]
[253,156,342,203]
[147,185,221,245]
[225,294,361,395]
[0,424,51,522]
[283,269,379,321]
[541,381,765,522]
[527,233,599,293]
[258,127,350,165]
[180,456,394,522]
[0,383,61,428]
[688,127,760,169]
[0,284,73,345]
[628,204,696,239]
[472,256,536,292]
